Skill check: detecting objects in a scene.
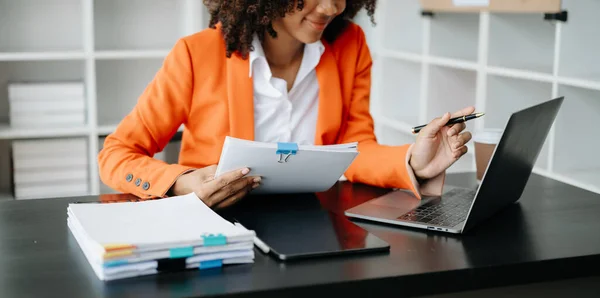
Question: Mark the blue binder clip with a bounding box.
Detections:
[276,142,298,163]
[202,233,227,246]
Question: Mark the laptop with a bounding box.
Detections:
[345,97,564,234]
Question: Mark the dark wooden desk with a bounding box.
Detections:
[1,173,600,298]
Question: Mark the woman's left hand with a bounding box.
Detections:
[409,106,475,181]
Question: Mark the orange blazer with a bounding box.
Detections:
[98,22,444,200]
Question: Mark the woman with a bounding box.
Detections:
[98,0,474,209]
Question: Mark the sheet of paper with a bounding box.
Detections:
[68,193,253,248]
[215,137,358,194]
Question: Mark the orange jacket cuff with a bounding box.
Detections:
[146,164,195,199]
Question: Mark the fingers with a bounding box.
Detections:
[453,144,469,159]
[447,122,467,137]
[423,106,476,137]
[451,106,475,118]
[204,167,250,196]
[445,106,475,136]
[207,176,260,207]
[452,131,472,149]
[421,112,451,138]
[449,131,472,159]
[213,181,258,210]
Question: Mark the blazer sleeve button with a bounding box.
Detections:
[126,174,133,182]
[135,178,141,186]
[142,182,150,191]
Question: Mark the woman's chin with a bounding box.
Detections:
[294,30,325,44]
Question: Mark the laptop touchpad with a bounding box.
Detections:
[370,190,422,210]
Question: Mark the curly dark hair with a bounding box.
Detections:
[203,0,377,58]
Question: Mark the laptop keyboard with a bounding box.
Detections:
[398,187,477,227]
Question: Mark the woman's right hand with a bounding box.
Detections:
[169,165,261,209]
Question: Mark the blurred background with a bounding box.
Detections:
[0,0,597,201]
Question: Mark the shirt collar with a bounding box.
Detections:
[249,35,267,78]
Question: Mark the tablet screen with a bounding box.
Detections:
[225,194,390,260]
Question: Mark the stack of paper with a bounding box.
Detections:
[215,136,359,194]
[12,138,89,199]
[8,82,86,128]
[67,192,256,281]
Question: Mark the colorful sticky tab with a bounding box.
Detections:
[202,233,227,246]
[276,142,298,155]
[103,249,134,260]
[103,259,128,268]
[169,246,194,258]
[103,244,136,251]
[199,259,223,270]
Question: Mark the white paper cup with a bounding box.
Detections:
[473,129,503,181]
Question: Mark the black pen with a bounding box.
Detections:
[411,113,485,134]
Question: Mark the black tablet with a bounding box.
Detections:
[231,208,390,261]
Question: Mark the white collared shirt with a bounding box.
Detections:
[249,35,325,145]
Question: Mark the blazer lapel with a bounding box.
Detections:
[226,54,254,141]
[314,44,343,145]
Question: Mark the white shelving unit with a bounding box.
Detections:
[0,0,208,200]
[2,0,599,199]
[361,0,600,194]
